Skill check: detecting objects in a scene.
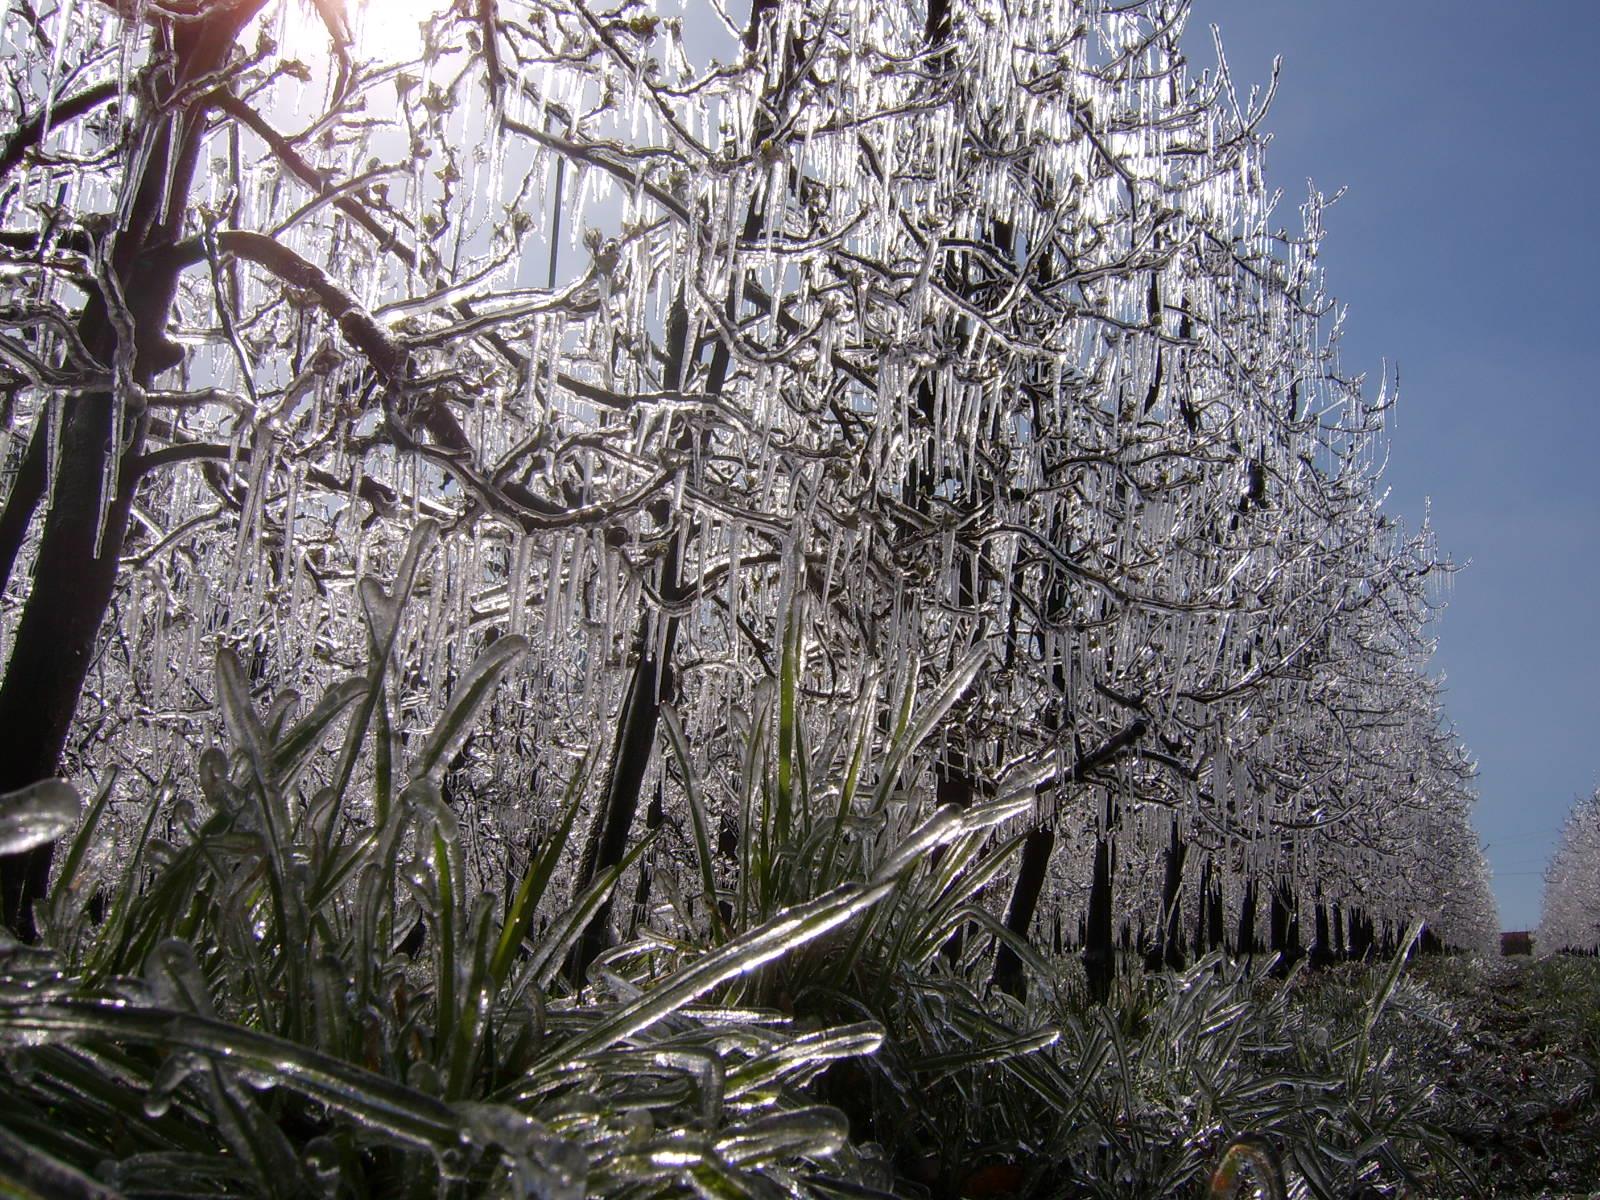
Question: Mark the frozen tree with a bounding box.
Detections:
[0,0,1492,977]
[1539,791,1600,955]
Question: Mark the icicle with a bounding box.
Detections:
[41,0,81,135]
[42,393,63,508]
[421,546,447,701]
[90,387,125,561]
[726,520,742,670]
[543,535,565,646]
[507,532,533,638]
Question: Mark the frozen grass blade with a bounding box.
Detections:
[0,1124,123,1200]
[537,876,900,1067]
[820,678,878,892]
[736,687,772,928]
[0,779,81,858]
[551,796,1027,1066]
[432,825,459,1070]
[215,646,307,1040]
[414,634,528,780]
[371,676,395,828]
[84,787,164,981]
[490,749,594,988]
[269,676,366,792]
[1351,917,1427,1088]
[328,520,438,818]
[776,597,801,845]
[725,1024,885,1097]
[445,894,497,1100]
[515,830,659,997]
[0,999,468,1152]
[662,703,728,943]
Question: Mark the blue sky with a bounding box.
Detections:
[1182,1,1600,929]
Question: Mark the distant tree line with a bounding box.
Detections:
[1540,791,1600,955]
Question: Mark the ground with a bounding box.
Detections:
[1418,954,1600,1198]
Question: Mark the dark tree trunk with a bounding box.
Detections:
[563,302,686,980]
[1145,817,1186,972]
[1269,880,1288,956]
[1268,878,1300,975]
[1310,897,1333,969]
[627,784,667,938]
[1083,834,1115,1004]
[1236,877,1257,960]
[932,750,979,965]
[1349,908,1374,960]
[993,826,1054,999]
[568,609,679,982]
[0,2,268,939]
[1207,873,1225,956]
[567,0,807,974]
[1161,821,1187,970]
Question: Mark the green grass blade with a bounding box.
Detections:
[42,774,110,946]
[214,649,272,801]
[86,791,165,979]
[432,826,458,1059]
[874,647,987,804]
[518,829,659,996]
[776,599,801,844]
[661,704,727,944]
[328,520,438,811]
[215,648,306,1039]
[415,634,528,780]
[268,676,365,790]
[446,894,497,1100]
[490,749,595,987]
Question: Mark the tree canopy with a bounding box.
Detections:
[0,0,1494,961]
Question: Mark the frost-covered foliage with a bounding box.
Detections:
[1539,790,1600,954]
[0,548,1033,1197]
[0,0,1490,959]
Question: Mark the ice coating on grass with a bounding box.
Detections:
[0,780,81,857]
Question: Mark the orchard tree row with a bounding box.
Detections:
[0,0,1496,987]
[1540,791,1600,955]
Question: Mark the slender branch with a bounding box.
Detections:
[0,80,120,179]
[209,89,418,271]
[216,229,409,380]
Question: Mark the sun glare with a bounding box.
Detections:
[346,0,435,64]
[270,0,436,67]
